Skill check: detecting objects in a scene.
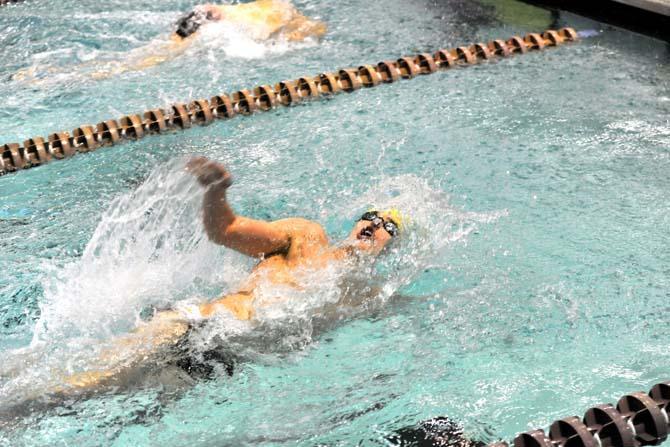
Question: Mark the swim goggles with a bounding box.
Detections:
[360,211,399,237]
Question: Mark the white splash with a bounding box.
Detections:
[335,174,508,295]
[193,173,507,362]
[33,158,241,344]
[197,20,318,59]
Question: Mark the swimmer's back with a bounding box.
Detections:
[220,0,299,38]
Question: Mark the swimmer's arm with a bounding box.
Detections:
[90,34,192,80]
[211,212,292,258]
[194,4,224,20]
[188,157,292,258]
[282,17,327,41]
[317,285,422,320]
[125,34,192,71]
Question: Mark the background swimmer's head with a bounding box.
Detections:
[346,209,406,255]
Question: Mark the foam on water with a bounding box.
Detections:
[198,20,319,59]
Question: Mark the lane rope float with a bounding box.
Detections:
[488,382,670,447]
[0,27,579,176]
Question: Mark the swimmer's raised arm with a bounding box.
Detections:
[192,4,224,21]
[187,157,291,258]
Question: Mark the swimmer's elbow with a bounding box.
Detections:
[205,227,225,246]
[205,218,234,246]
[314,22,328,37]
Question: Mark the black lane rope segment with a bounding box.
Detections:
[489,382,670,447]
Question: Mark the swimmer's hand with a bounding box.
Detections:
[186,156,233,188]
[193,4,223,20]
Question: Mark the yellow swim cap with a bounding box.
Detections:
[377,208,408,233]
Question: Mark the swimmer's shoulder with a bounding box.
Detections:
[272,217,328,244]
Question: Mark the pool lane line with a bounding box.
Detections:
[0,0,25,5]
[0,27,578,177]
[487,381,670,447]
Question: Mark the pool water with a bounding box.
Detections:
[1,0,670,445]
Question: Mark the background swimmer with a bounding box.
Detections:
[176,1,328,42]
[121,0,327,75]
[13,0,327,81]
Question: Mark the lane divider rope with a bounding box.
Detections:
[488,382,670,447]
[0,27,578,176]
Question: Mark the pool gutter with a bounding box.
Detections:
[519,0,670,41]
[612,0,670,16]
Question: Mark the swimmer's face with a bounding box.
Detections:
[347,216,395,255]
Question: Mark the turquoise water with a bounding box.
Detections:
[1,0,670,445]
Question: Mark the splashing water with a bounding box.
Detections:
[337,174,508,301]
[12,17,318,86]
[198,20,319,60]
[0,160,504,420]
[0,159,237,416]
[191,173,507,365]
[33,159,238,343]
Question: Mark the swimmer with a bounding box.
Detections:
[123,0,328,73]
[187,156,401,321]
[54,157,405,393]
[97,0,327,77]
[13,0,327,81]
[175,0,328,42]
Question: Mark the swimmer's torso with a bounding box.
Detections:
[220,0,297,38]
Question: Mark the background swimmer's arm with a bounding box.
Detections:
[15,32,193,82]
[89,34,193,80]
[139,33,193,66]
[95,1,221,80]
[194,4,223,20]
[122,34,193,72]
[282,17,327,41]
[188,157,291,258]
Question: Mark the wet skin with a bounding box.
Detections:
[57,157,394,391]
[188,157,393,320]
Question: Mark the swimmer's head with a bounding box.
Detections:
[347,209,406,254]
